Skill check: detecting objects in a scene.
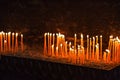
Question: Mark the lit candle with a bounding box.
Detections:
[0,32,3,52]
[100,35,102,59]
[86,35,89,60]
[21,34,24,52]
[108,35,113,51]
[81,33,83,47]
[8,32,11,52]
[92,37,95,60]
[77,45,80,56]
[49,33,52,56]
[3,32,5,52]
[112,39,115,61]
[53,33,55,45]
[96,43,99,61]
[12,33,15,53]
[74,34,77,53]
[15,33,18,52]
[56,33,59,47]
[60,44,63,57]
[5,33,8,52]
[89,38,92,59]
[96,36,98,44]
[106,49,110,63]
[47,33,50,56]
[44,33,47,55]
[114,38,118,62]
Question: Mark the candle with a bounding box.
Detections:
[52,45,54,56]
[15,33,18,52]
[100,35,102,59]
[56,46,58,57]
[60,44,63,57]
[53,33,55,46]
[108,35,113,51]
[112,39,115,61]
[3,32,5,52]
[103,52,107,63]
[8,32,11,52]
[21,34,24,52]
[56,33,59,47]
[49,33,52,56]
[92,37,95,60]
[89,38,92,59]
[74,34,77,53]
[47,33,50,56]
[65,41,67,56]
[5,33,8,52]
[81,33,83,47]
[96,36,98,44]
[0,32,3,52]
[106,49,110,63]
[4,40,7,53]
[96,43,99,61]
[69,42,71,55]
[44,33,47,55]
[12,33,15,53]
[86,35,89,60]
[82,47,85,64]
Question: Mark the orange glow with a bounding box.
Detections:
[44,32,120,65]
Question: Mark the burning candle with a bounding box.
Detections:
[49,33,52,56]
[81,33,83,47]
[86,35,89,60]
[0,32,3,52]
[96,43,99,61]
[8,32,11,52]
[56,33,59,47]
[5,33,8,52]
[3,32,5,52]
[21,34,24,52]
[106,49,110,63]
[112,39,115,61]
[12,33,15,53]
[69,42,71,55]
[92,37,95,60]
[60,44,63,57]
[96,36,98,44]
[44,33,47,55]
[100,35,102,59]
[53,33,55,46]
[47,33,50,55]
[89,38,92,59]
[15,33,18,52]
[108,35,113,51]
[74,34,77,53]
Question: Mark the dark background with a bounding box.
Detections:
[0,0,120,35]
